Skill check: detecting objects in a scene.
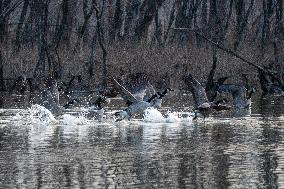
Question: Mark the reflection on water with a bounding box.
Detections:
[0,98,284,188]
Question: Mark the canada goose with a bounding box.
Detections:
[113,77,170,121]
[206,76,230,102]
[257,69,284,96]
[41,75,61,115]
[118,72,156,105]
[87,95,110,121]
[147,88,173,108]
[217,84,255,113]
[183,74,231,119]
[205,58,230,102]
[10,76,33,95]
[63,75,91,108]
[113,78,153,121]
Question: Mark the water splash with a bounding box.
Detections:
[143,108,193,123]
[62,114,87,125]
[143,108,165,122]
[165,111,181,123]
[27,104,57,125]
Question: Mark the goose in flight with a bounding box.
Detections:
[113,78,153,121]
[118,72,156,106]
[204,58,230,102]
[183,74,230,119]
[113,78,171,121]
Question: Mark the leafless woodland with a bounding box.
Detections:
[0,0,283,91]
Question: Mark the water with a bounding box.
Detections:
[0,97,284,188]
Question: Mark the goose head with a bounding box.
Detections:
[115,110,129,122]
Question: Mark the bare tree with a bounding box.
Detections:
[0,49,4,91]
[95,1,108,89]
[261,0,275,50]
[274,0,283,64]
[80,0,96,39]
[233,0,255,50]
[109,0,123,43]
[134,0,166,41]
[14,0,29,49]
[0,0,23,42]
[33,0,50,78]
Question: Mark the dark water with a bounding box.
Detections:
[0,97,284,188]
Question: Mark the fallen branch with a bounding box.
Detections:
[172,28,283,86]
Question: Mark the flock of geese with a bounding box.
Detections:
[5,61,284,122]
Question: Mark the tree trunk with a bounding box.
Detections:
[95,5,107,89]
[53,0,69,47]
[134,0,165,42]
[233,0,254,50]
[164,2,176,43]
[22,0,37,46]
[0,49,4,91]
[15,0,29,49]
[0,0,11,43]
[33,0,49,78]
[87,33,97,78]
[110,0,123,43]
[274,0,283,64]
[261,0,274,50]
[153,7,163,45]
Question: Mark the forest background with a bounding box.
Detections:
[0,0,283,90]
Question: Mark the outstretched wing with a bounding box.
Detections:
[183,74,208,108]
[127,73,156,101]
[113,78,138,104]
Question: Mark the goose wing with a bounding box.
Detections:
[183,74,208,108]
[113,78,138,104]
[127,73,156,101]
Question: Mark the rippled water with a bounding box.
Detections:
[1,97,284,188]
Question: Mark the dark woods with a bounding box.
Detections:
[0,0,283,93]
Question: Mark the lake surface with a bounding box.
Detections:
[0,96,284,188]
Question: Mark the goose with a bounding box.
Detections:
[217,84,255,116]
[204,58,230,102]
[147,88,173,108]
[63,75,91,108]
[113,78,170,121]
[40,75,62,115]
[118,72,156,105]
[113,78,153,121]
[206,76,230,102]
[10,75,33,95]
[257,69,284,96]
[183,74,231,119]
[87,95,110,121]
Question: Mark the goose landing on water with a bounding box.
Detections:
[183,74,231,119]
[113,78,171,121]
